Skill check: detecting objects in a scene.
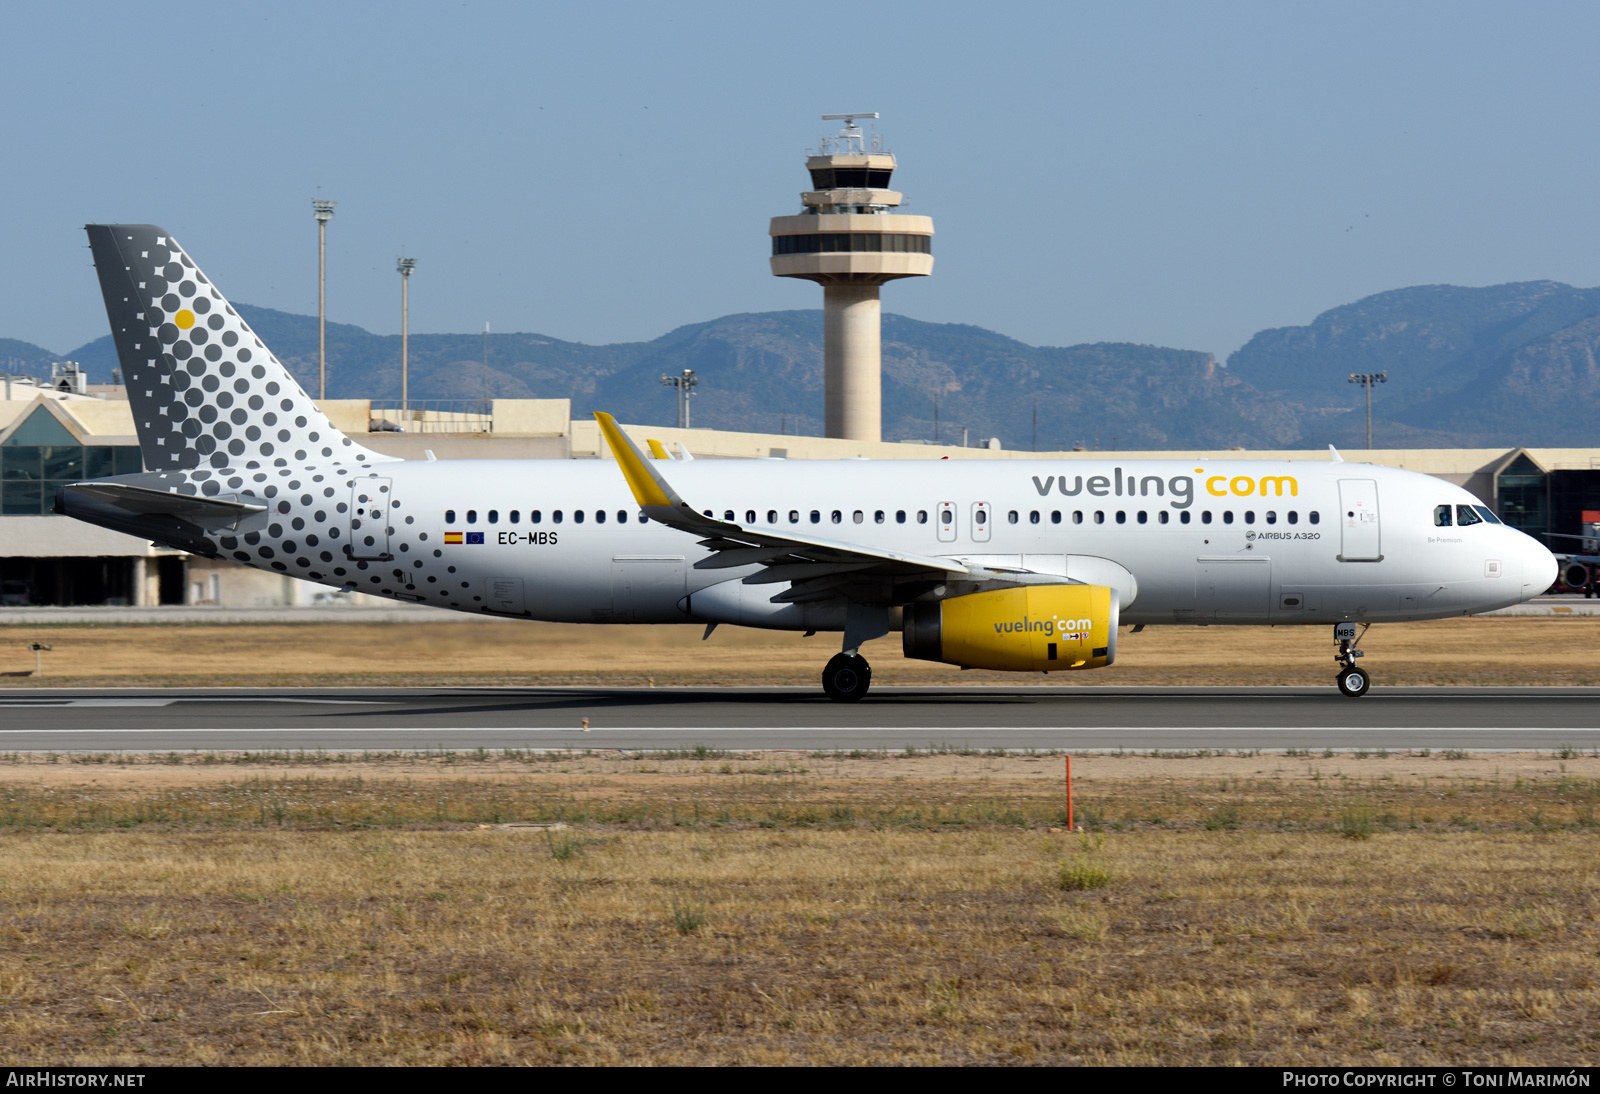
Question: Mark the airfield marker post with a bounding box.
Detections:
[1065,755,1073,831]
[28,643,50,677]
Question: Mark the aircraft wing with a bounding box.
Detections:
[595,413,978,603]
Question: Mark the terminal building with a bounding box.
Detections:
[1,383,1595,606]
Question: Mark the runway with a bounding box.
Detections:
[0,686,1597,751]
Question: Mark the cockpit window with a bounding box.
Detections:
[1474,505,1503,525]
[1457,504,1483,527]
[1434,504,1453,527]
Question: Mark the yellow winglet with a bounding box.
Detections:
[646,439,671,460]
[594,413,675,508]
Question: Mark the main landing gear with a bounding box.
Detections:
[822,652,872,702]
[1334,622,1371,698]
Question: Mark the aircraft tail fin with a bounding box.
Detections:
[84,224,393,474]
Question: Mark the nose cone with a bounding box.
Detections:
[1520,533,1559,599]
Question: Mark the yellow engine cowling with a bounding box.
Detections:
[902,585,1119,671]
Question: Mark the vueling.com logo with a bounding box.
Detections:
[1030,468,1298,509]
[995,616,1093,636]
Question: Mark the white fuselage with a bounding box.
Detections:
[306,456,1555,628]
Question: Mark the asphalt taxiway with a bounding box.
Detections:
[0,686,1596,752]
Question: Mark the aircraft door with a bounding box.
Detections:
[1338,479,1382,561]
[348,477,393,560]
[970,501,991,542]
[936,502,957,543]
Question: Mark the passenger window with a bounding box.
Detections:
[531,510,542,524]
[1180,511,1191,525]
[445,509,457,524]
[1159,511,1170,524]
[1051,511,1061,524]
[724,510,735,522]
[1244,511,1255,524]
[638,512,649,524]
[466,509,478,524]
[875,510,885,524]
[1435,504,1453,527]
[617,510,628,523]
[1475,505,1503,525]
[746,510,756,524]
[1288,511,1299,525]
[1030,510,1040,524]
[1309,511,1320,525]
[789,510,799,524]
[1073,511,1083,524]
[1007,510,1019,524]
[1265,511,1276,525]
[1457,504,1483,527]
[507,511,519,524]
[1202,511,1212,524]
[917,510,928,524]
[1094,511,1105,524]
[940,510,952,525]
[895,510,906,523]
[552,510,563,524]
[574,510,585,524]
[767,510,777,524]
[487,510,498,524]
[853,510,864,524]
[1116,511,1126,524]
[1223,511,1234,525]
[832,510,842,524]
[811,510,821,524]
[1137,511,1148,524]
[595,510,606,524]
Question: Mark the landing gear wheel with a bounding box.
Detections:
[822,653,872,702]
[1336,666,1370,698]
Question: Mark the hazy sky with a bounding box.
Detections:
[5,1,1598,359]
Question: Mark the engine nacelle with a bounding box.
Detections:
[902,584,1119,672]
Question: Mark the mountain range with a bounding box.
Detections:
[13,279,1600,450]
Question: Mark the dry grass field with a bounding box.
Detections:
[0,613,1597,687]
[0,750,1595,1065]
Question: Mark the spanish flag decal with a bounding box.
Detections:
[444,532,463,544]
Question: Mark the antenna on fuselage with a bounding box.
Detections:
[1328,445,1344,463]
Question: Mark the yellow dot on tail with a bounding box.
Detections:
[174,309,195,329]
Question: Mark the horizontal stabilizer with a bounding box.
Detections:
[59,481,267,532]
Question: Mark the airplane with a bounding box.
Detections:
[58,224,1559,700]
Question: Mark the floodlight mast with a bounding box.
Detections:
[397,256,417,413]
[313,199,337,400]
[1348,371,1388,449]
[660,368,699,428]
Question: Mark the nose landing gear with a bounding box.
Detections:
[1334,622,1371,697]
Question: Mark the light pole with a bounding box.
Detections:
[1348,371,1387,449]
[659,368,699,428]
[313,199,337,399]
[397,256,416,413]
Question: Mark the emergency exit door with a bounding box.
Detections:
[1338,479,1382,561]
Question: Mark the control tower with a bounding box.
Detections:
[770,115,933,441]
